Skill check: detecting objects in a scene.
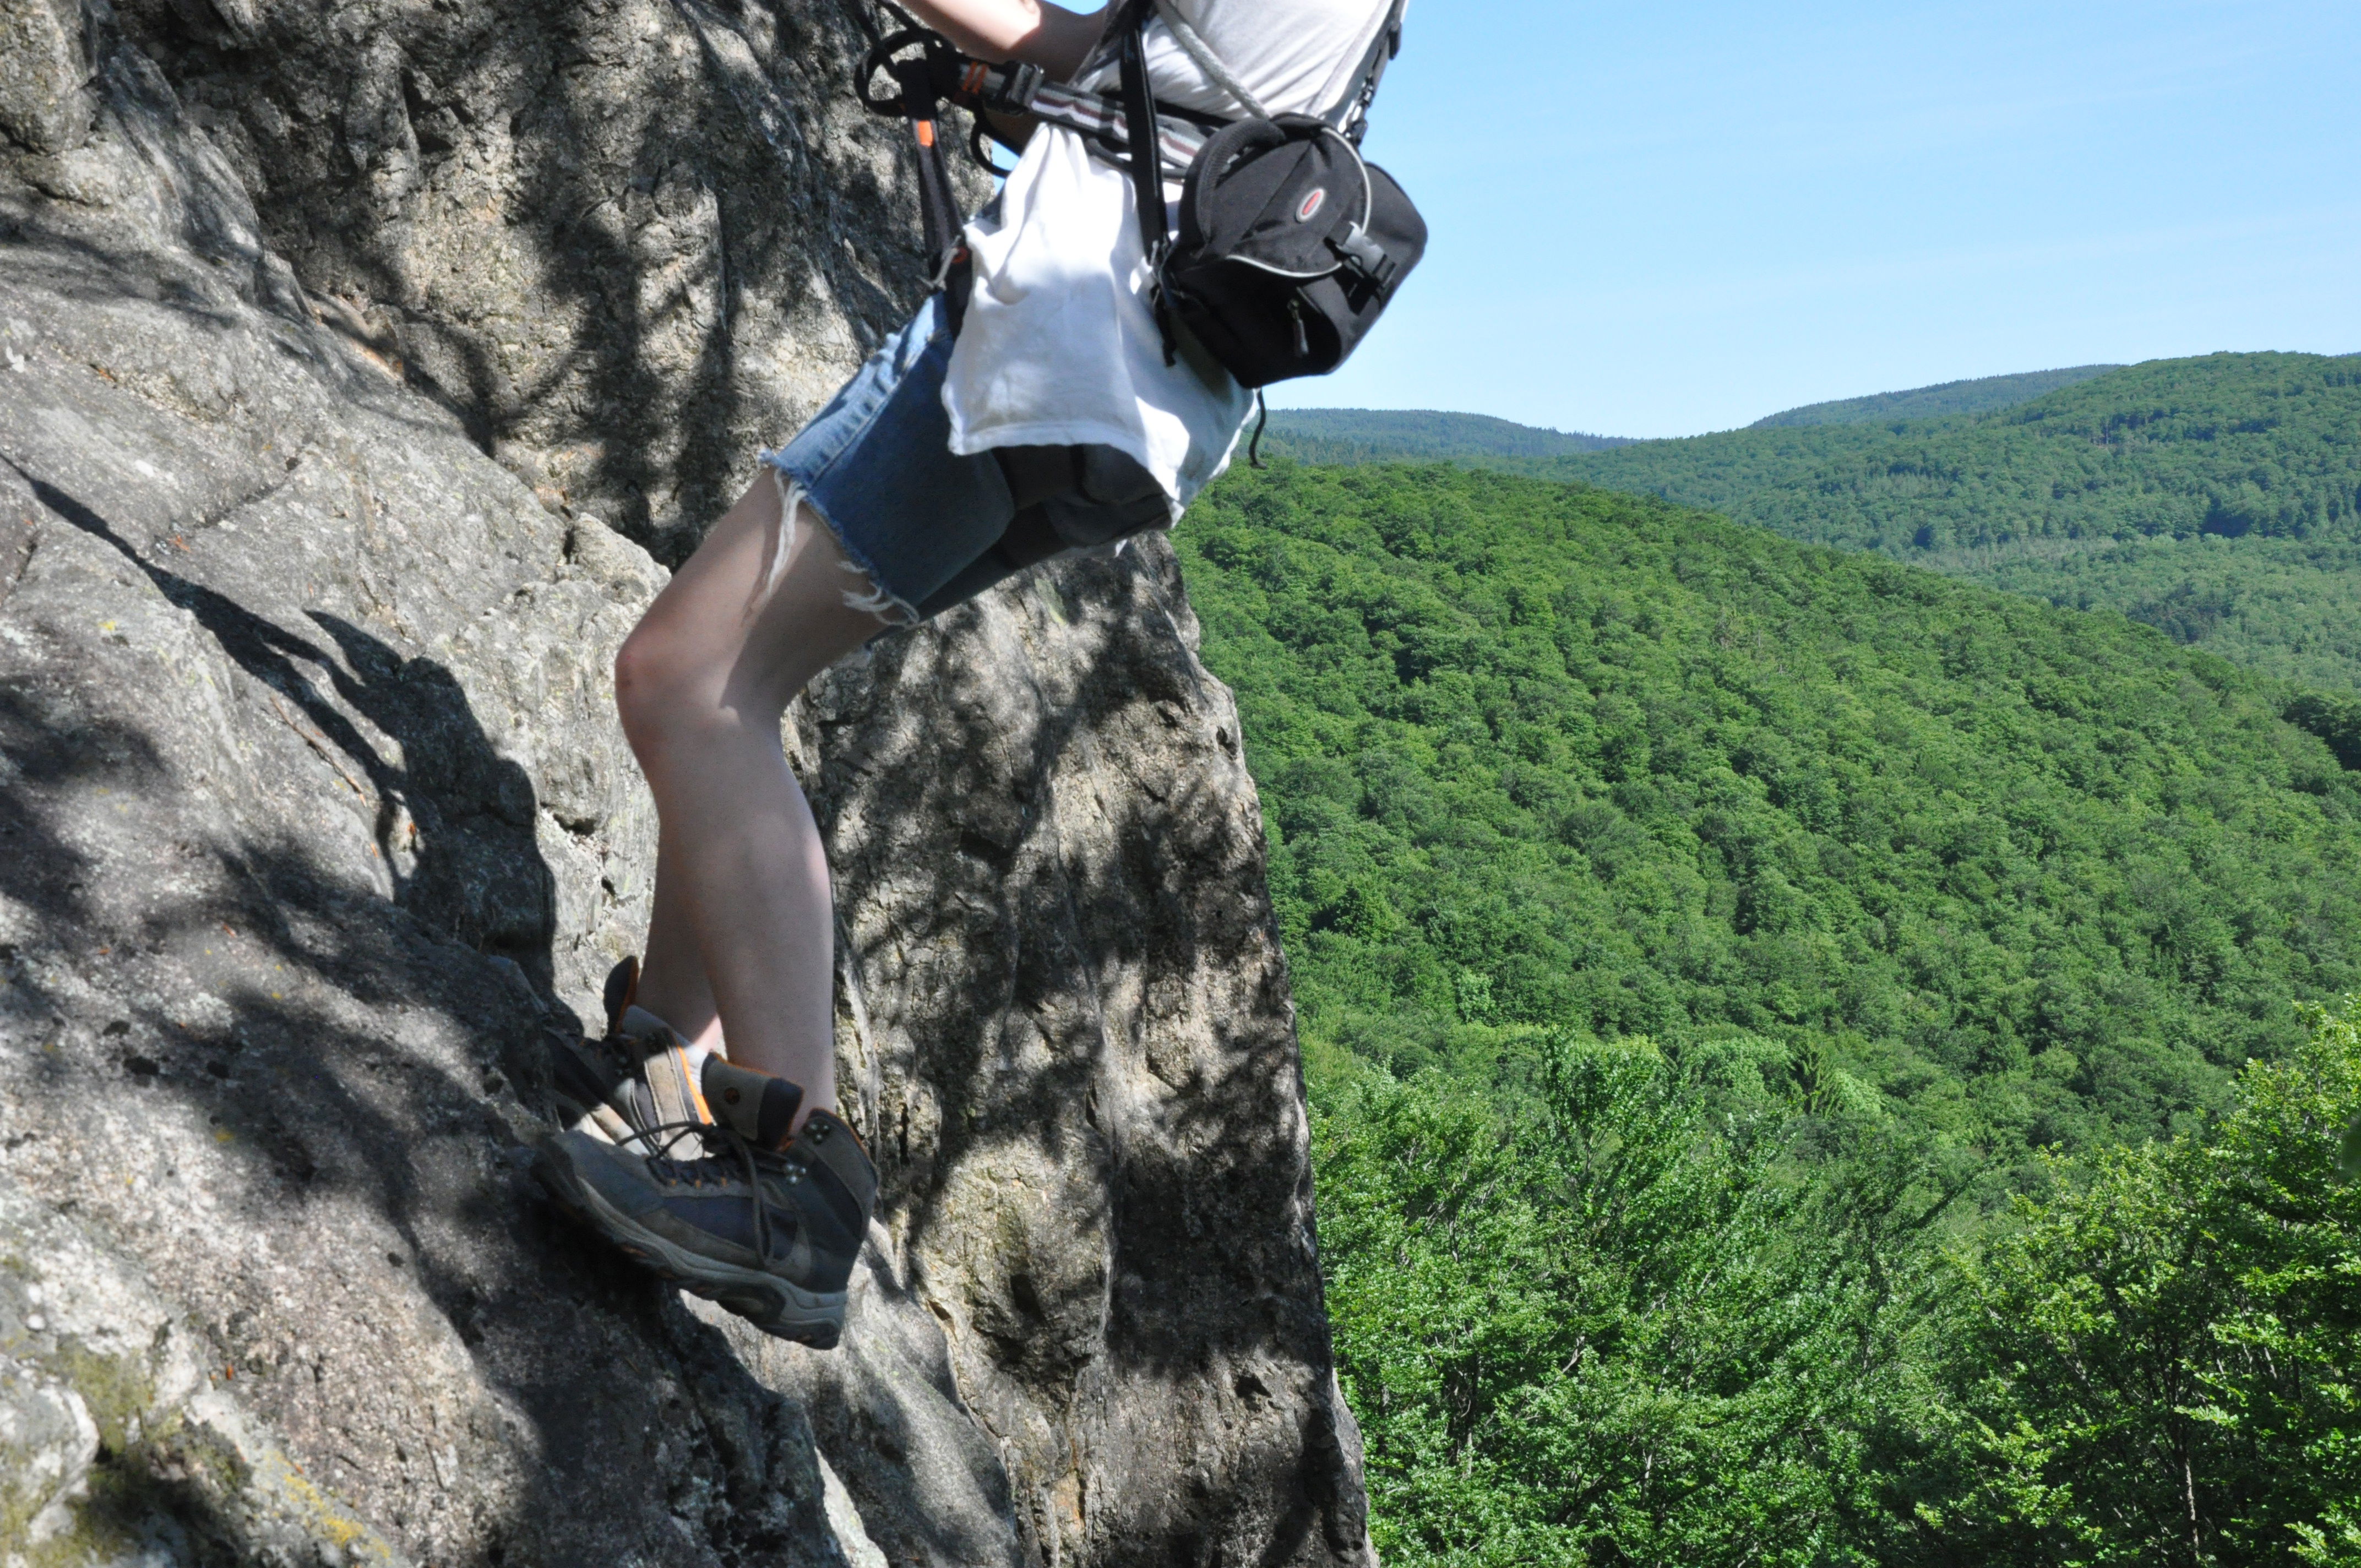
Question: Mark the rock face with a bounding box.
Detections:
[102,0,948,563]
[0,2,1374,1565]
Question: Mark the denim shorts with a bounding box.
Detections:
[761,294,1169,623]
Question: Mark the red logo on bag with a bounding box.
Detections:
[1296,188,1328,223]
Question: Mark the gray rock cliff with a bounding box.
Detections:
[0,1,1375,1563]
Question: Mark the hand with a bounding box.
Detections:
[894,0,1112,81]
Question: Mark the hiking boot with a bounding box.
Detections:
[532,1057,876,1348]
[548,957,715,1155]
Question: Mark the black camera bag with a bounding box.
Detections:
[1116,1,1424,390]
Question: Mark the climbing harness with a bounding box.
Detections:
[854,3,1233,194]
[854,0,1423,428]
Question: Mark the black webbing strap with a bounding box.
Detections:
[857,20,975,326]
[889,51,965,276]
[1117,5,1179,363]
[914,123,962,270]
[1330,0,1407,143]
[1117,9,1167,260]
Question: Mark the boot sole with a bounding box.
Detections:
[532,1139,846,1349]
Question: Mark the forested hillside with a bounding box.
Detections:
[1268,353,2361,689]
[1177,462,2361,1562]
[1179,461,2361,1163]
[1749,363,2121,427]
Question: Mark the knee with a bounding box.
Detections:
[613,620,705,751]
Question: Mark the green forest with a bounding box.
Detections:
[1173,462,2361,1564]
[1264,353,2361,691]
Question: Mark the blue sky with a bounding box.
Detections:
[1283,0,2361,437]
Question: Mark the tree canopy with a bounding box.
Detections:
[1176,460,2361,1564]
[1748,364,2124,428]
[1176,461,2361,1173]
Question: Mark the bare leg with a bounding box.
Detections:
[615,475,898,1125]
[638,845,725,1055]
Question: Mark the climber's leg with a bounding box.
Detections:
[540,830,730,1152]
[612,471,891,1127]
[537,472,888,1344]
[638,848,724,1054]
[607,295,1009,1112]
[584,292,1176,1126]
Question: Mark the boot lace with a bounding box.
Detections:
[620,1117,795,1262]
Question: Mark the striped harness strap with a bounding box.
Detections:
[1024,78,1219,181]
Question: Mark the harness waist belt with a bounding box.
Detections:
[1026,79,1214,179]
[949,58,1217,181]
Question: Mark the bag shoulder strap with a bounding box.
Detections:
[1328,0,1407,140]
[1118,10,1169,259]
[1117,8,1180,361]
[1115,0,1404,354]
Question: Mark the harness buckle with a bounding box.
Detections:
[978,60,1044,117]
[1330,229,1397,288]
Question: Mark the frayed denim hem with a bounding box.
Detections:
[754,454,921,628]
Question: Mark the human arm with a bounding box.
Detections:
[893,0,1111,81]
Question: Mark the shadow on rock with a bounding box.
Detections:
[12,464,563,996]
[106,0,936,555]
[0,483,869,1565]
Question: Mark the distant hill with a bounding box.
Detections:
[1258,409,1631,466]
[1749,364,2124,427]
[1260,354,2361,691]
[1258,368,2126,464]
